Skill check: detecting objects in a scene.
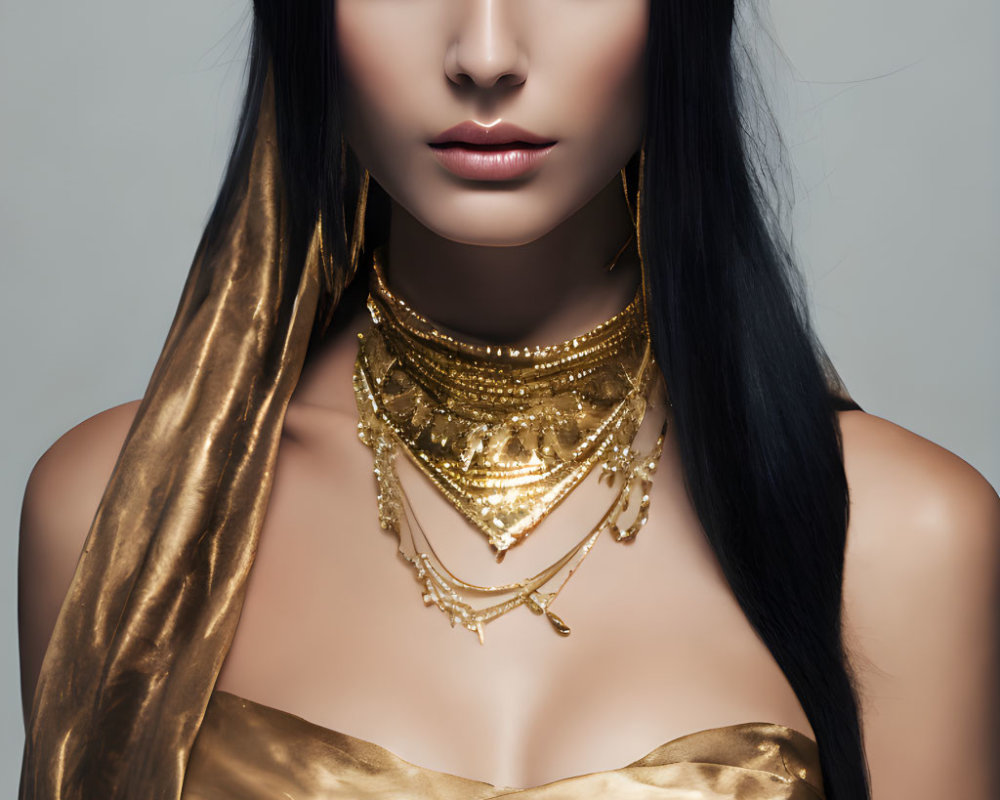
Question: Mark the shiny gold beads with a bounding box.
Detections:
[353,247,667,642]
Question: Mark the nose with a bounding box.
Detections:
[444,0,528,90]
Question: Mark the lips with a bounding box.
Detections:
[429,121,557,181]
[430,120,554,147]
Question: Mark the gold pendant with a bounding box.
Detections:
[353,386,667,644]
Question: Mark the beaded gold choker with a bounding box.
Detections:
[353,247,667,642]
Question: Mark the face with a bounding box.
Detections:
[336,0,649,246]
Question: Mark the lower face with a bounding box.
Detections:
[336,0,649,246]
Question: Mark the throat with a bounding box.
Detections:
[383,188,641,348]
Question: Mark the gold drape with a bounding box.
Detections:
[182,691,825,799]
[19,70,332,800]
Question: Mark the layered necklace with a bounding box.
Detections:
[353,247,668,643]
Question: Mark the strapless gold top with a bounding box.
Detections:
[181,691,824,799]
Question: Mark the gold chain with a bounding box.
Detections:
[352,246,668,642]
[356,247,655,557]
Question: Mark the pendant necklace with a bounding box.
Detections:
[353,246,668,643]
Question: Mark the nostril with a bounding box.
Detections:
[451,71,525,91]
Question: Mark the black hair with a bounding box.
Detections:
[203,2,870,796]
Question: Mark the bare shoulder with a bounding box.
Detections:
[18,399,142,722]
[838,409,999,536]
[836,410,1000,798]
[837,410,999,592]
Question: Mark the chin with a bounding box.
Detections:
[435,228,552,248]
[411,197,576,248]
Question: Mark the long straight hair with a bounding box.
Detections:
[203,2,871,797]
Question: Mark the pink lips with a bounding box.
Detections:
[429,121,557,181]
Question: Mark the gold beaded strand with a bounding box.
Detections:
[356,247,657,559]
[352,245,668,641]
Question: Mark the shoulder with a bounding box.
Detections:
[837,409,999,576]
[18,399,143,721]
[22,400,143,528]
[836,410,999,797]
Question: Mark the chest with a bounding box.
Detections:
[213,409,814,787]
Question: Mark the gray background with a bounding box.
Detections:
[1,0,997,790]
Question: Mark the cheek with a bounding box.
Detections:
[335,5,432,162]
[540,4,648,152]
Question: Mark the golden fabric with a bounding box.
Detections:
[20,70,329,800]
[181,691,824,799]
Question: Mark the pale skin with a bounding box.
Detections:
[18,1,1000,796]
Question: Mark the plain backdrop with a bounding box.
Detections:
[1,0,997,791]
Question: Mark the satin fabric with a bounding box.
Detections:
[19,70,331,800]
[181,691,824,799]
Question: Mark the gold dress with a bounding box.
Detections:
[181,691,823,799]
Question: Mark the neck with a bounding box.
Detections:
[383,174,640,348]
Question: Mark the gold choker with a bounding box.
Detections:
[353,247,667,642]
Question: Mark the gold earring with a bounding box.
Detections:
[609,150,642,273]
[314,151,370,332]
[621,164,637,232]
[314,166,369,279]
[635,143,649,316]
[338,135,371,282]
[340,133,371,282]
[347,167,370,281]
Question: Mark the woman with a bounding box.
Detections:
[17,1,999,799]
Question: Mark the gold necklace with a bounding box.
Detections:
[353,247,668,642]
